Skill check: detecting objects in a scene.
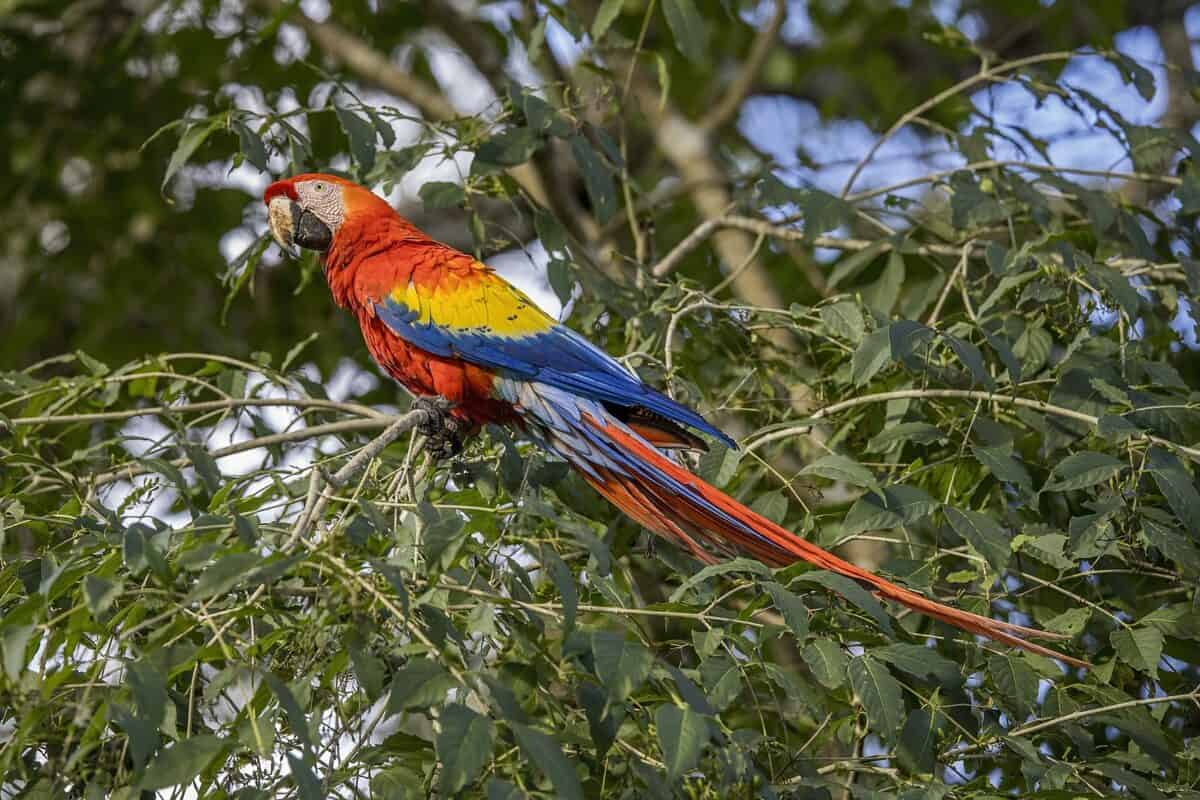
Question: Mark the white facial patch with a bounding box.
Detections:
[296,180,345,234]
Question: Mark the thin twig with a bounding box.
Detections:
[12,397,385,427]
[744,388,1200,462]
[839,51,1075,197]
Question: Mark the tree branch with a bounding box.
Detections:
[700,0,786,133]
[650,214,1183,280]
[745,388,1200,463]
[11,397,386,427]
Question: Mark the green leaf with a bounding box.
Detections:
[419,181,465,211]
[511,723,583,800]
[334,105,376,172]
[287,752,324,800]
[851,327,891,385]
[764,582,809,640]
[661,0,709,63]
[1111,627,1163,677]
[863,251,905,314]
[697,443,740,487]
[161,119,220,193]
[348,637,385,701]
[569,134,617,224]
[820,300,866,343]
[801,453,877,488]
[874,643,960,684]
[796,572,894,636]
[944,506,1011,573]
[843,484,940,535]
[188,551,260,601]
[1146,447,1200,536]
[848,656,904,739]
[475,127,541,169]
[542,547,577,633]
[2,624,34,681]
[988,654,1038,719]
[83,574,121,616]
[1142,518,1200,576]
[655,704,708,780]
[1045,607,1091,637]
[265,673,313,754]
[486,779,529,800]
[591,0,624,41]
[592,631,654,700]
[944,335,995,390]
[867,422,945,453]
[973,445,1033,495]
[387,659,458,713]
[749,490,788,525]
[141,735,224,790]
[1043,451,1125,493]
[577,683,623,757]
[802,639,847,689]
[897,708,943,774]
[437,704,494,795]
[235,122,269,173]
[668,557,772,603]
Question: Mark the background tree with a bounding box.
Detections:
[3,0,1200,797]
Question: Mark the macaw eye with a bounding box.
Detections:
[312,182,326,192]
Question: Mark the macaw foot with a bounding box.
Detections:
[412,397,467,461]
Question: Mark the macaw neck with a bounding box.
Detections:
[321,211,431,311]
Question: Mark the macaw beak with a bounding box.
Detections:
[267,196,332,256]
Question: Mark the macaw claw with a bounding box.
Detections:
[412,397,466,461]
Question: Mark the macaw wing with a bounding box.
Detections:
[372,270,734,447]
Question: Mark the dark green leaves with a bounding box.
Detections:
[511,723,583,800]
[796,571,893,637]
[141,735,224,790]
[944,506,1011,573]
[1043,451,1125,493]
[419,181,466,211]
[592,631,654,700]
[569,134,617,224]
[848,656,905,738]
[661,0,709,64]
[655,704,708,779]
[161,119,220,193]
[988,654,1039,719]
[335,105,377,173]
[1111,627,1164,677]
[1146,448,1200,536]
[438,704,495,795]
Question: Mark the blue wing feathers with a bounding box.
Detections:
[374,297,735,447]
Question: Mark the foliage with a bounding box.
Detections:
[3,1,1200,798]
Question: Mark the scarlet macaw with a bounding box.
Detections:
[264,173,1083,666]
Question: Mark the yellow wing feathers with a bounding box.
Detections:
[389,270,554,338]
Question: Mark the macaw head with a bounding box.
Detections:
[263,173,395,257]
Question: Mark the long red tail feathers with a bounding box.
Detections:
[581,415,1090,669]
